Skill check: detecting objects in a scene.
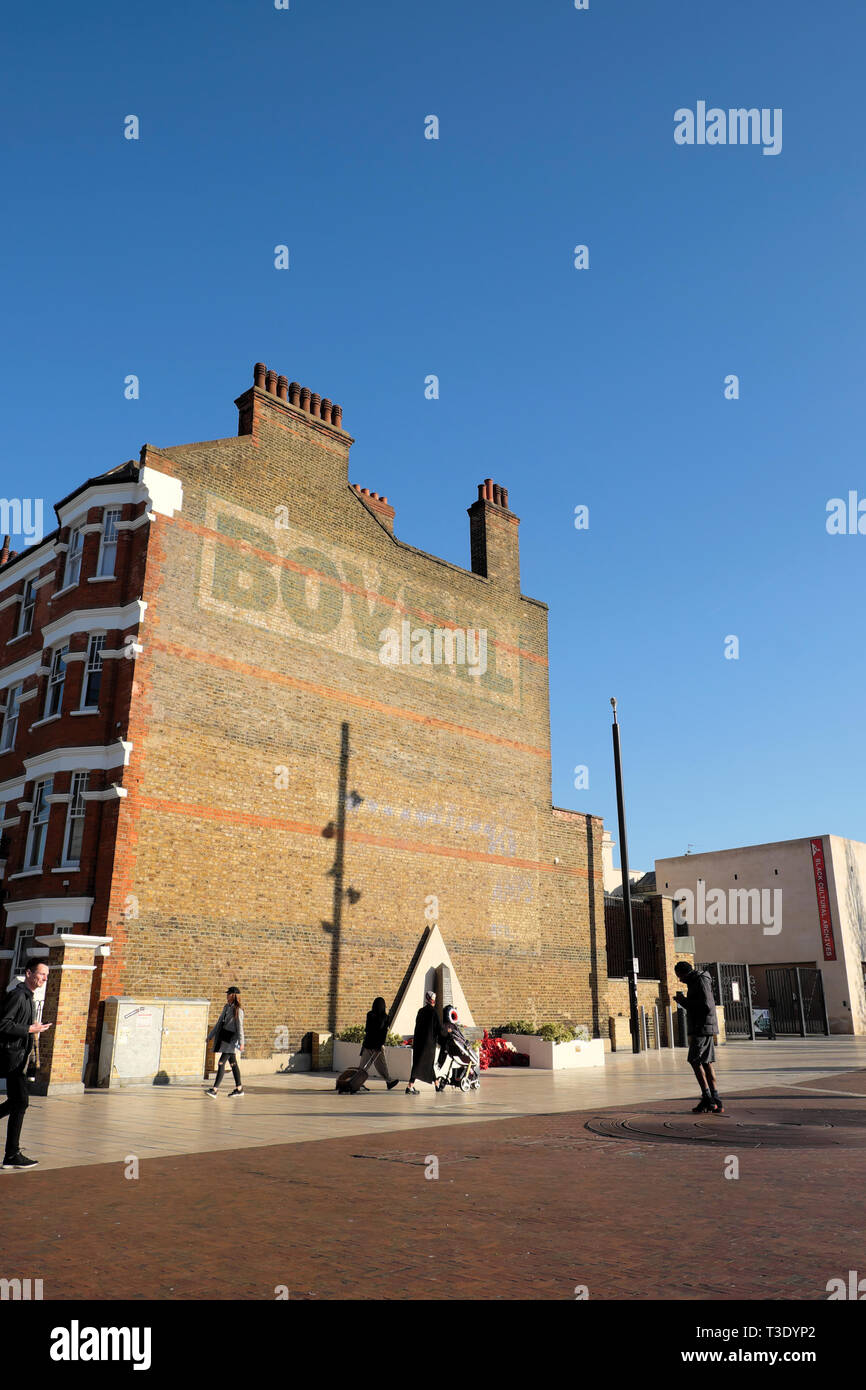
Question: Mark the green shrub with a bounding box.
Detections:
[385,1030,406,1047]
[535,1022,593,1043]
[499,1019,536,1036]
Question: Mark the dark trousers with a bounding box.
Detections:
[214,1055,241,1089]
[0,1069,29,1158]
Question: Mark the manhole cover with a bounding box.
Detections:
[584,1108,866,1149]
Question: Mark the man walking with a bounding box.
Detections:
[674,960,725,1115]
[0,959,52,1169]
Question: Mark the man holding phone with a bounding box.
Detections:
[673,960,724,1115]
[0,959,52,1169]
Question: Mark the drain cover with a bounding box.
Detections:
[585,1108,866,1149]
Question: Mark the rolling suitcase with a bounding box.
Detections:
[336,1048,382,1094]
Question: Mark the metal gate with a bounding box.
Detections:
[766,967,830,1036]
[698,962,755,1039]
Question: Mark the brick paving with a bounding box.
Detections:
[4,1073,865,1301]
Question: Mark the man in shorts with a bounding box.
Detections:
[674,961,724,1114]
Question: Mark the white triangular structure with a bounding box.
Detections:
[389,924,475,1035]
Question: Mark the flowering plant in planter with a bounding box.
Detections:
[479,1030,530,1069]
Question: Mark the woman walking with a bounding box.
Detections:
[205,986,245,1097]
[406,989,442,1094]
[359,996,400,1090]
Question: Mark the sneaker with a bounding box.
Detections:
[405,1085,418,1094]
[205,1087,219,1098]
[386,1079,399,1090]
[710,1098,725,1114]
[691,1098,713,1114]
[228,1088,245,1098]
[2,1154,38,1170]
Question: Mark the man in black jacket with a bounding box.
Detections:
[0,960,52,1169]
[674,961,725,1115]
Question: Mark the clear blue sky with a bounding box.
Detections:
[2,0,864,870]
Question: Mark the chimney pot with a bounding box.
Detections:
[501,487,509,509]
[300,386,311,411]
[332,404,343,429]
[254,362,267,388]
[265,370,278,394]
[276,375,288,400]
[288,381,301,406]
[309,392,321,418]
[0,535,9,567]
[493,484,502,506]
[321,397,332,424]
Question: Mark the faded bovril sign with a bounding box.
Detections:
[195,493,525,711]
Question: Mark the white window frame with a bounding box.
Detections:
[80,634,106,710]
[63,526,84,588]
[0,683,23,753]
[62,771,89,867]
[44,644,69,719]
[97,508,121,578]
[24,777,53,869]
[11,927,35,978]
[17,579,37,637]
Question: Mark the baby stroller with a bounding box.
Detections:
[435,1006,481,1092]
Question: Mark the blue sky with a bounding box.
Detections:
[2,0,864,869]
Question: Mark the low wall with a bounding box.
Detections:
[500,1035,605,1070]
[333,1039,413,1081]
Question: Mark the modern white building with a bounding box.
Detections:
[656,835,866,1035]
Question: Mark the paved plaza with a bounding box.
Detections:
[3,1039,866,1301]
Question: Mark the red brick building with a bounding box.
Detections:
[0,364,608,1088]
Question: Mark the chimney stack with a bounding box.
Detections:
[351,482,395,535]
[467,479,520,589]
[235,362,350,441]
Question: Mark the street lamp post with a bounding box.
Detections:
[610,697,641,1054]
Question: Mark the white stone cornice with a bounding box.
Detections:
[33,929,109,949]
[3,905,96,931]
[57,482,141,528]
[116,511,150,532]
[79,524,103,535]
[57,469,180,529]
[0,593,21,613]
[40,600,147,649]
[83,785,127,801]
[23,740,132,780]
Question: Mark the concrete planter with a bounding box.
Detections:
[501,1034,605,1070]
[332,1038,414,1082]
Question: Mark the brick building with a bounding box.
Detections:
[0,363,609,1088]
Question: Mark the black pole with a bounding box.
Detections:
[610,698,641,1054]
